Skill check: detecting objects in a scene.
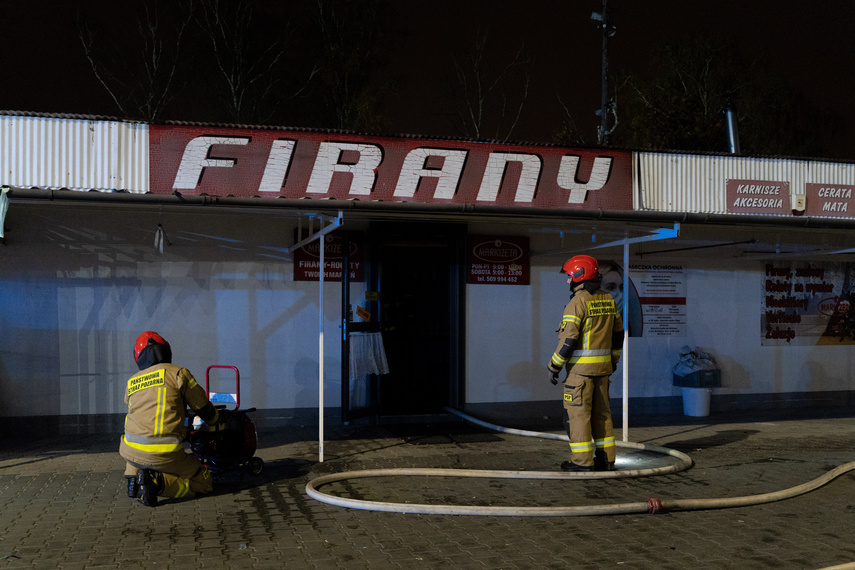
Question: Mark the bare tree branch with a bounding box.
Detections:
[448,29,530,141]
[310,0,387,131]
[77,1,192,121]
[196,0,319,124]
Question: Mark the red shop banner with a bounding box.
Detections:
[467,235,530,285]
[148,125,632,211]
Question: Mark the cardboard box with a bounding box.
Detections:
[673,369,721,388]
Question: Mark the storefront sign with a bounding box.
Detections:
[293,234,364,282]
[804,183,855,217]
[726,179,789,215]
[149,125,632,210]
[467,235,529,285]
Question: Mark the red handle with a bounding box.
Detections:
[205,365,240,410]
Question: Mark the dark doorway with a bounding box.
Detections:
[372,222,465,417]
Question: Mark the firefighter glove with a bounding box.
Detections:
[216,408,232,426]
[549,370,560,385]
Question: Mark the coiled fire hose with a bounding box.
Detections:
[305,408,855,516]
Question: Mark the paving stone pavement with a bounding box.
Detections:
[2,410,855,569]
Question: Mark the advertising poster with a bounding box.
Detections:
[600,260,643,337]
[628,264,686,337]
[762,262,855,345]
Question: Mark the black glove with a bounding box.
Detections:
[216,408,232,426]
[548,370,560,385]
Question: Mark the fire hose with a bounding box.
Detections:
[305,408,855,516]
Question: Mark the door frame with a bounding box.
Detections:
[340,222,466,423]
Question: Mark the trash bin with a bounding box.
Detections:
[672,346,722,417]
[680,387,712,417]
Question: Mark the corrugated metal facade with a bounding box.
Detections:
[636,151,855,215]
[5,112,855,221]
[0,114,148,192]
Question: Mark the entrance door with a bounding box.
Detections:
[374,222,465,418]
[340,232,379,423]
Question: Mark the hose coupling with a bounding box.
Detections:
[647,497,663,514]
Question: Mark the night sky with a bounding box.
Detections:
[2,0,855,159]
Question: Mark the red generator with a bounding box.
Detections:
[187,365,264,477]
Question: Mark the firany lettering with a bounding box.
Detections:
[172,137,614,204]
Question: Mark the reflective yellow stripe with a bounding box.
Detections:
[581,319,592,348]
[122,435,183,453]
[187,376,198,388]
[174,478,190,498]
[595,436,615,449]
[575,349,611,357]
[124,433,180,446]
[563,314,581,326]
[154,387,166,437]
[568,354,612,364]
[569,440,594,452]
[551,353,567,367]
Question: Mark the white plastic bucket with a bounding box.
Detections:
[681,387,712,417]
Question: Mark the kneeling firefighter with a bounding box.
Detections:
[119,331,223,506]
[547,255,624,472]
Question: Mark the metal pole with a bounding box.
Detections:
[622,240,629,442]
[289,211,343,463]
[600,0,610,145]
[319,223,325,463]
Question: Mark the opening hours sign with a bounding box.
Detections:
[467,235,530,285]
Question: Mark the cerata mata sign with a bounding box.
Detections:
[149,125,632,210]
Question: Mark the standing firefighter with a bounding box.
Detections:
[547,255,624,472]
[119,331,221,506]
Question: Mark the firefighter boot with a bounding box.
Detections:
[137,469,164,507]
[594,450,615,472]
[560,461,594,472]
[126,475,139,498]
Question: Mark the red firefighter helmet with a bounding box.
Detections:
[560,255,600,282]
[134,331,170,362]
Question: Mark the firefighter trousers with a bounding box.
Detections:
[562,372,615,468]
[121,443,214,500]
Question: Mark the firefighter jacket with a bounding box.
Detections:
[121,363,217,457]
[548,283,624,377]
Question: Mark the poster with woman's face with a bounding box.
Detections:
[600,263,624,309]
[599,260,643,337]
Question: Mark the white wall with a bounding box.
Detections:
[0,204,344,418]
[464,226,855,405]
[3,205,854,421]
[52,264,343,416]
